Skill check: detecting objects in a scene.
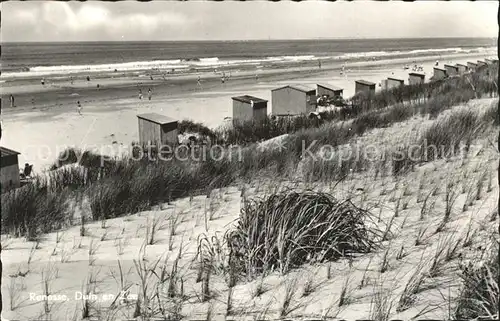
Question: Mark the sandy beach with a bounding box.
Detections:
[0,52,493,171]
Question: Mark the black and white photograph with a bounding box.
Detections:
[0,1,498,320]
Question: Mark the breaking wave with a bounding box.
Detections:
[1,46,495,79]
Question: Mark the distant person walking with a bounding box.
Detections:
[197,76,202,89]
[70,76,74,85]
[221,75,225,85]
[9,94,15,108]
[318,60,322,69]
[139,89,143,100]
[41,78,45,86]
[148,88,152,100]
[255,73,259,82]
[87,75,91,82]
[77,101,82,115]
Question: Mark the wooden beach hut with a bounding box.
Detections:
[384,77,404,90]
[431,67,447,81]
[408,73,425,85]
[137,113,179,146]
[456,64,468,74]
[354,80,376,95]
[1,147,21,193]
[467,62,478,72]
[231,95,268,122]
[271,85,317,116]
[444,64,459,77]
[316,83,343,98]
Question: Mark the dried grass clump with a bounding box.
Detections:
[1,179,71,239]
[226,189,380,276]
[454,244,499,320]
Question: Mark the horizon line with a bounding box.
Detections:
[1,36,496,44]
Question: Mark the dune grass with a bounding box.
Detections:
[0,179,72,239]
[455,244,499,320]
[225,189,381,277]
[391,106,494,176]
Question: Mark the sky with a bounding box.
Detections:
[1,1,498,42]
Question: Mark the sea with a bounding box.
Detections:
[1,38,496,78]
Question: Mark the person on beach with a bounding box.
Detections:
[70,76,74,85]
[318,60,322,69]
[41,78,45,86]
[9,94,15,108]
[150,74,154,81]
[97,84,100,90]
[87,76,91,82]
[221,75,225,85]
[77,101,82,115]
[139,89,143,100]
[197,76,202,89]
[148,88,152,100]
[255,73,259,82]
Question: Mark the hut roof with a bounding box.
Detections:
[434,67,446,71]
[355,80,376,86]
[137,113,178,125]
[387,77,404,82]
[231,95,268,104]
[444,64,458,70]
[317,83,343,91]
[409,72,425,78]
[467,62,478,66]
[272,84,316,93]
[456,63,468,67]
[0,146,20,158]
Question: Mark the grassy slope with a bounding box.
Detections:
[1,95,498,321]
